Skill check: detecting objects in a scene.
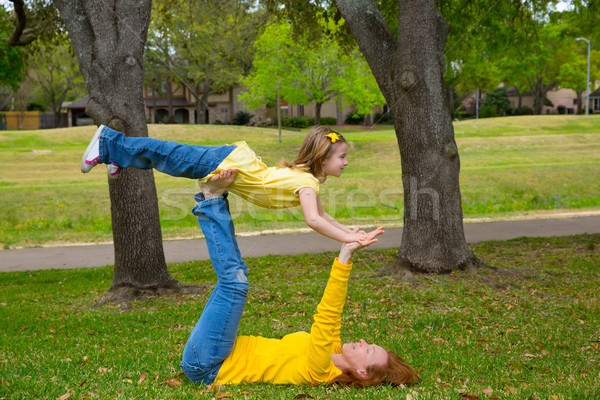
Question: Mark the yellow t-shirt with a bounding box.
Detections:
[199,141,320,209]
[214,259,351,385]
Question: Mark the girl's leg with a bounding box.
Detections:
[181,193,248,384]
[97,126,236,179]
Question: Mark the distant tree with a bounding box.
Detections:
[143,32,170,123]
[238,22,297,116]
[241,20,384,125]
[558,52,588,114]
[502,19,570,114]
[151,0,263,124]
[0,6,26,92]
[28,38,85,127]
[481,88,510,116]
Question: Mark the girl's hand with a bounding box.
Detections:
[345,231,368,244]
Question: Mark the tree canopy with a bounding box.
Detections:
[1,6,26,91]
[240,19,384,124]
[149,0,264,123]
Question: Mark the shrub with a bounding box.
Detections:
[345,112,364,125]
[479,105,497,118]
[305,117,337,126]
[482,88,509,116]
[519,106,534,115]
[232,111,254,126]
[374,112,393,124]
[557,105,566,114]
[317,117,337,126]
[281,116,310,128]
[247,116,272,127]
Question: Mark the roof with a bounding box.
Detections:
[64,97,89,109]
[505,86,532,96]
[64,96,194,110]
[589,88,600,98]
[144,98,193,107]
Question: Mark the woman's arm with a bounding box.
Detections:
[305,228,384,376]
[299,188,364,243]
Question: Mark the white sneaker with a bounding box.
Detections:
[107,163,120,180]
[81,125,104,173]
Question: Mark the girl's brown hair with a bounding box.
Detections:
[279,125,346,179]
[333,350,419,388]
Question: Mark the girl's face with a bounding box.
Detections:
[322,142,348,178]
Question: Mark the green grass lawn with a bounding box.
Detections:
[1,115,600,248]
[1,234,599,399]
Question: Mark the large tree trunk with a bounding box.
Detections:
[55,0,180,304]
[335,0,481,274]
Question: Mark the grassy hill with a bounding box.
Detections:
[1,115,599,248]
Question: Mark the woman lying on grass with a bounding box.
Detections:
[181,169,418,387]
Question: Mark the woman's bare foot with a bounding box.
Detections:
[201,168,238,199]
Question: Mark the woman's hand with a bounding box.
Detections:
[338,226,385,264]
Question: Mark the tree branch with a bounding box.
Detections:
[8,0,37,46]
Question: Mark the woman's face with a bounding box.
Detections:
[340,339,388,377]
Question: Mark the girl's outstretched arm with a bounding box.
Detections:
[315,196,355,235]
[299,188,366,243]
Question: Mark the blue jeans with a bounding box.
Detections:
[97,126,236,179]
[180,193,249,384]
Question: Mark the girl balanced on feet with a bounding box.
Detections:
[183,169,418,387]
[81,124,373,244]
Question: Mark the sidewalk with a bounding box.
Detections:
[1,215,599,272]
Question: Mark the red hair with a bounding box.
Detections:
[333,350,419,387]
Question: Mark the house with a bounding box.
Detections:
[63,97,94,127]
[64,79,382,127]
[143,81,371,124]
[461,82,600,116]
[144,83,242,124]
[589,88,600,113]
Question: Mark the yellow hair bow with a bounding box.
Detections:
[326,132,340,143]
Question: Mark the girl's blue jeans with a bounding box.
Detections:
[180,193,249,384]
[97,126,236,179]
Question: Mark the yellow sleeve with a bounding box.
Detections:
[306,258,351,377]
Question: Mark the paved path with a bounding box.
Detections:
[1,215,599,272]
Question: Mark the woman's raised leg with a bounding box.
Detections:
[181,170,247,384]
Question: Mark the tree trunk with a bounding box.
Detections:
[315,102,322,125]
[54,0,180,304]
[194,83,211,124]
[167,80,174,123]
[151,78,157,123]
[447,84,454,118]
[576,91,583,114]
[335,0,481,274]
[533,77,544,115]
